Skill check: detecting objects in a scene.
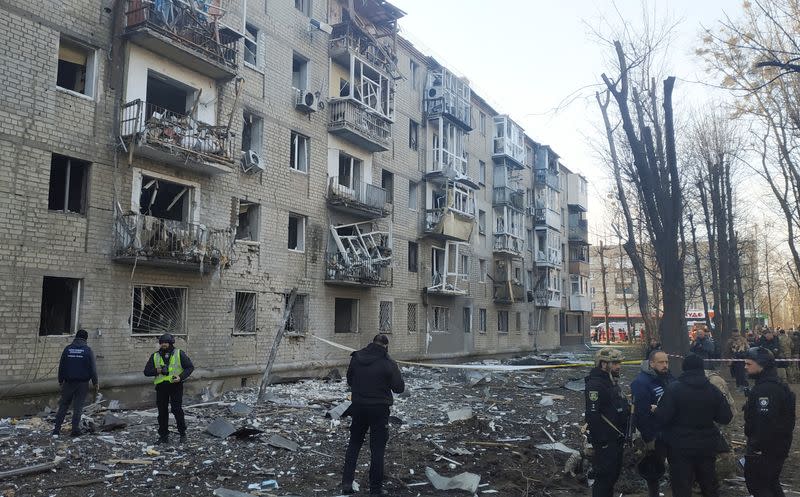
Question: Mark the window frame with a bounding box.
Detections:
[497,310,509,334]
[130,285,188,337]
[292,53,309,91]
[379,300,393,333]
[294,0,311,16]
[233,291,258,335]
[234,199,261,243]
[408,180,418,211]
[39,276,82,336]
[479,308,487,333]
[290,131,310,173]
[285,293,309,335]
[56,36,97,99]
[287,213,306,252]
[48,154,90,215]
[432,306,450,332]
[244,23,259,67]
[408,241,418,273]
[242,111,264,155]
[409,119,419,151]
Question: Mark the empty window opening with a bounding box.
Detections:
[131,285,186,335]
[234,291,257,333]
[48,154,89,214]
[408,241,418,272]
[497,311,509,333]
[463,307,472,333]
[479,160,486,184]
[381,170,394,204]
[39,277,81,336]
[479,308,487,333]
[515,312,522,332]
[285,293,308,334]
[292,54,309,90]
[460,254,469,281]
[338,154,362,188]
[288,213,305,251]
[244,24,258,66]
[295,0,311,15]
[409,119,419,150]
[57,37,94,96]
[408,181,418,210]
[334,298,359,333]
[146,73,192,116]
[290,132,309,172]
[478,210,486,234]
[432,306,449,332]
[407,303,417,333]
[139,176,190,222]
[409,60,419,90]
[479,259,486,282]
[242,112,263,154]
[235,200,260,242]
[379,301,392,332]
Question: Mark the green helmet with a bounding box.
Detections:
[595,348,624,364]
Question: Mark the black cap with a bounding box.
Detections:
[158,333,175,344]
[745,346,775,369]
[76,329,88,340]
[682,353,705,372]
[373,334,389,346]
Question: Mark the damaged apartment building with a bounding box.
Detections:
[0,0,591,401]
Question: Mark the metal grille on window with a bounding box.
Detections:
[285,294,306,333]
[379,301,392,332]
[234,292,256,333]
[132,286,185,335]
[407,303,417,333]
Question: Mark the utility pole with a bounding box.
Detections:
[599,240,611,345]
[618,239,633,343]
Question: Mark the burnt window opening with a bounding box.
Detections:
[48,154,89,214]
[407,241,418,273]
[139,176,190,222]
[39,277,81,336]
[235,200,260,242]
[288,213,305,251]
[146,73,192,116]
[57,37,94,96]
[234,291,257,333]
[131,285,186,335]
[381,170,394,204]
[284,293,308,334]
[334,298,359,333]
[242,112,263,153]
[379,301,392,332]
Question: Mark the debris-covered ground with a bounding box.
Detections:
[2,351,800,496]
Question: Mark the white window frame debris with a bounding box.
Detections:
[428,241,469,295]
[329,221,391,267]
[131,168,200,224]
[234,199,261,243]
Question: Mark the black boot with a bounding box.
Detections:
[156,435,169,444]
[647,480,660,497]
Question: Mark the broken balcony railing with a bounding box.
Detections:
[328,99,391,152]
[427,271,468,295]
[325,253,391,286]
[114,213,234,271]
[568,219,589,242]
[493,233,524,255]
[327,176,389,217]
[120,99,234,172]
[329,22,396,76]
[535,169,561,190]
[124,0,238,73]
[492,186,525,210]
[535,288,562,308]
[493,279,525,304]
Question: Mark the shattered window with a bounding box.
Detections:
[57,36,94,96]
[515,312,522,332]
[497,311,509,334]
[48,154,89,214]
[407,241,418,273]
[460,254,469,281]
[379,301,392,332]
[407,303,417,333]
[479,160,486,184]
[334,298,359,333]
[408,181,418,210]
[288,213,305,251]
[234,292,257,333]
[463,307,472,333]
[285,294,307,334]
[244,24,258,66]
[382,169,394,204]
[479,259,486,283]
[479,308,487,333]
[292,53,309,90]
[235,200,260,242]
[409,119,419,150]
[295,0,310,15]
[432,306,449,332]
[242,112,263,154]
[131,286,186,336]
[39,277,81,336]
[478,210,486,234]
[290,132,309,172]
[139,175,190,222]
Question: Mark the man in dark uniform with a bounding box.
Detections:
[630,350,674,497]
[585,348,629,497]
[743,347,796,497]
[654,353,733,497]
[341,334,404,496]
[143,333,194,444]
[52,329,98,436]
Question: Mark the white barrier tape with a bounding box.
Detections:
[666,353,800,362]
[309,334,640,371]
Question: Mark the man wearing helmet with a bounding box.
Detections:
[743,347,796,496]
[585,348,629,497]
[143,333,195,444]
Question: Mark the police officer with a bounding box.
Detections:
[654,353,732,497]
[585,348,629,497]
[341,334,404,496]
[743,347,796,497]
[630,350,674,497]
[52,329,98,437]
[143,333,194,444]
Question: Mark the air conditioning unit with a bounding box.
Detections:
[296,90,320,112]
[241,150,264,173]
[427,86,444,100]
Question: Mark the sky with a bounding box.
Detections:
[389,0,742,241]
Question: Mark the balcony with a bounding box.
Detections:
[493,233,524,258]
[113,213,233,273]
[325,253,392,287]
[328,99,391,152]
[424,208,474,241]
[424,68,472,130]
[329,22,396,77]
[120,100,235,175]
[493,280,525,305]
[535,289,562,308]
[327,176,389,218]
[569,294,592,312]
[492,115,526,169]
[534,208,561,229]
[123,0,239,80]
[567,174,588,211]
[426,272,468,297]
[568,219,589,243]
[493,187,525,210]
[535,169,561,190]
[536,248,562,267]
[569,260,590,276]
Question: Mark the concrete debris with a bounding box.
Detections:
[201,380,225,402]
[231,427,263,439]
[206,418,237,438]
[539,396,554,407]
[213,488,258,497]
[424,466,481,493]
[323,368,342,382]
[464,371,492,387]
[563,379,586,392]
[545,410,558,423]
[100,413,128,431]
[266,434,299,452]
[325,400,352,420]
[535,442,579,455]
[247,479,279,490]
[0,456,65,479]
[229,402,253,417]
[447,407,474,423]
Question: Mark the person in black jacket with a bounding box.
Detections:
[585,348,629,497]
[654,353,733,497]
[743,346,796,497]
[52,329,98,437]
[341,334,404,496]
[143,333,194,444]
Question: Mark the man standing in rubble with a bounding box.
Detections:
[52,329,98,437]
[630,350,674,497]
[341,334,404,496]
[585,348,629,497]
[143,333,194,444]
[743,346,796,497]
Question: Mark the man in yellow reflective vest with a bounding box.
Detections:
[143,333,194,444]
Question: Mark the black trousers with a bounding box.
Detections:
[341,404,390,492]
[53,381,89,433]
[667,448,718,497]
[155,382,186,437]
[730,361,748,387]
[591,438,624,497]
[640,439,668,497]
[745,452,786,497]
